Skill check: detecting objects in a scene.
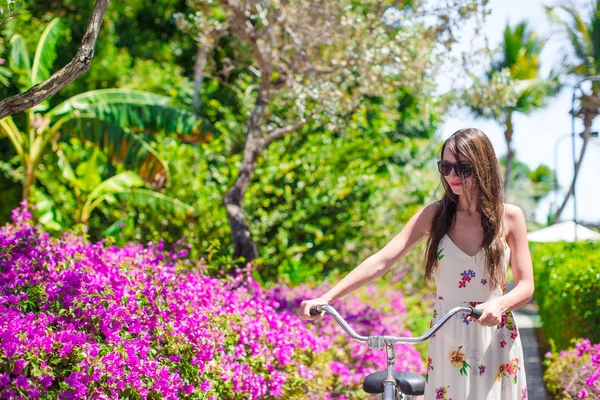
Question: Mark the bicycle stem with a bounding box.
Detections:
[383,341,397,399]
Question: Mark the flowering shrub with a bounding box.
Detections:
[0,203,425,399]
[261,281,426,395]
[543,338,600,400]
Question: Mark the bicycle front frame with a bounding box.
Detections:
[311,304,481,400]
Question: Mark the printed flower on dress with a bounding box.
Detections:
[426,357,434,383]
[429,319,437,338]
[478,364,486,376]
[521,388,528,399]
[462,313,470,325]
[430,310,439,337]
[499,312,516,329]
[505,358,520,384]
[458,270,476,288]
[499,314,508,328]
[495,358,520,384]
[435,386,452,400]
[500,340,507,348]
[448,345,471,377]
[495,364,506,382]
[481,278,488,285]
[504,312,517,332]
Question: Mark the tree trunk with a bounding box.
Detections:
[552,115,593,223]
[502,110,514,202]
[223,98,267,264]
[192,45,207,114]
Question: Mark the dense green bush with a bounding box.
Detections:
[530,240,600,350]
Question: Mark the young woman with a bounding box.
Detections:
[300,128,534,399]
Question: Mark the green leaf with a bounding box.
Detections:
[56,150,77,184]
[30,186,65,232]
[0,66,12,87]
[87,171,145,203]
[9,34,32,90]
[31,18,61,86]
[546,6,593,72]
[0,116,24,156]
[116,188,196,219]
[102,217,124,235]
[514,78,560,112]
[47,89,171,119]
[74,148,102,192]
[59,116,170,188]
[48,89,218,142]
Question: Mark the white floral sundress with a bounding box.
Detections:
[423,234,528,400]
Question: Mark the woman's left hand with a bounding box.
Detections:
[468,300,504,326]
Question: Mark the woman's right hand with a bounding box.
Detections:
[300,297,331,322]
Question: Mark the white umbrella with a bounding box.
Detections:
[527,220,600,242]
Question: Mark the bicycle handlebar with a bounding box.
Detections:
[309,304,483,348]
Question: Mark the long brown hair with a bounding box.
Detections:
[424,128,506,290]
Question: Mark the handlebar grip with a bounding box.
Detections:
[309,305,323,316]
[469,307,483,319]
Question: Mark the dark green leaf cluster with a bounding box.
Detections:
[530,240,600,350]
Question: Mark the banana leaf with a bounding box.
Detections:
[59,116,170,188]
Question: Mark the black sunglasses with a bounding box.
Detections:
[437,160,473,179]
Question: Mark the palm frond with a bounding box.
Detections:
[117,188,196,219]
[47,89,218,143]
[547,6,594,73]
[31,18,61,85]
[59,116,170,189]
[47,89,172,119]
[87,171,146,202]
[514,78,561,112]
[9,34,31,90]
[0,116,24,156]
[494,20,545,80]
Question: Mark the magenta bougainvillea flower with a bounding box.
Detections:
[0,202,423,399]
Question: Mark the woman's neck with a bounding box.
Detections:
[456,195,479,215]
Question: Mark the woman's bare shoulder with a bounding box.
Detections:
[424,201,442,215]
[503,203,524,219]
[503,203,525,234]
[417,202,442,234]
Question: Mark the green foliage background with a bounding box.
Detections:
[1,3,594,398]
[0,1,455,286]
[530,241,600,350]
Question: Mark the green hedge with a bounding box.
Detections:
[530,240,600,350]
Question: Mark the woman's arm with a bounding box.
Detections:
[472,204,535,326]
[497,204,535,312]
[300,203,438,320]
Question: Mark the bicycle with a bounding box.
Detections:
[309,304,483,400]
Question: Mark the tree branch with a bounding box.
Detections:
[0,0,111,120]
[264,116,313,145]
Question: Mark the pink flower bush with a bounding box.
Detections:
[544,338,600,399]
[0,203,425,399]
[261,281,425,390]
